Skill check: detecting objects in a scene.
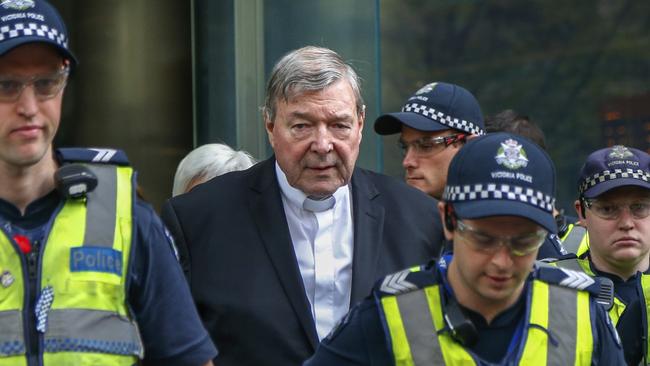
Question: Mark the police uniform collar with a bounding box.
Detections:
[0,190,61,230]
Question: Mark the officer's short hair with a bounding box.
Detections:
[485,109,547,150]
[262,46,364,123]
[172,143,256,196]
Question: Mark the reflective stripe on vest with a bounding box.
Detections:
[380,279,593,365]
[0,164,142,366]
[553,257,629,325]
[560,224,589,255]
[553,256,650,362]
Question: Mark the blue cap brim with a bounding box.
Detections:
[453,199,557,234]
[374,112,451,135]
[583,178,650,198]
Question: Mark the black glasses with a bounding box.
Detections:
[0,66,70,102]
[583,198,650,220]
[455,220,547,257]
[398,133,467,157]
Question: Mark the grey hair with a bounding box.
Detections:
[172,143,257,196]
[262,46,365,123]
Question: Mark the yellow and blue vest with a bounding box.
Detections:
[553,254,650,363]
[0,148,143,366]
[376,264,597,365]
[560,223,589,256]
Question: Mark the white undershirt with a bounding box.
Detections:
[275,162,354,340]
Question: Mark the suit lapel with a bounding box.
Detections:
[350,169,385,304]
[248,158,319,349]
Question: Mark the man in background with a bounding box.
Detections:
[374,81,485,200]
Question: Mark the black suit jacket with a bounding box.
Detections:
[161,157,443,366]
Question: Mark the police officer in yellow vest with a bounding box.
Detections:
[552,145,650,365]
[0,1,217,365]
[305,133,625,365]
[559,221,589,256]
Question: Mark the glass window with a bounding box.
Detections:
[380,0,650,211]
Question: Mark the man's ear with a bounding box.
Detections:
[438,201,454,241]
[357,105,365,142]
[574,199,586,223]
[264,112,275,148]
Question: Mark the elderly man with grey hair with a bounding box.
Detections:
[161,46,443,366]
[172,143,257,197]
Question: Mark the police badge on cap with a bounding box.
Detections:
[1,0,35,11]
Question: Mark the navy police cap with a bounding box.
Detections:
[0,0,77,67]
[374,82,485,136]
[578,145,650,198]
[443,132,557,233]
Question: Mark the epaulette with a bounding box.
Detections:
[374,263,439,297]
[534,265,614,310]
[56,148,130,166]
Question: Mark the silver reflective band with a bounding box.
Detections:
[546,285,578,365]
[83,165,117,248]
[44,308,143,357]
[0,310,25,356]
[395,290,444,365]
[561,226,587,255]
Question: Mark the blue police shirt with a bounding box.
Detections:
[304,273,625,365]
[0,191,217,366]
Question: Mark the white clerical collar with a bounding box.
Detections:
[275,161,349,210]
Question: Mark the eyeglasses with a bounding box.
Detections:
[398,133,467,157]
[583,198,650,220]
[0,67,70,102]
[455,220,547,257]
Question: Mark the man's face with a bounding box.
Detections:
[266,80,364,197]
[0,43,64,169]
[441,211,540,310]
[401,126,464,199]
[577,186,650,274]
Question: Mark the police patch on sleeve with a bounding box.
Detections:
[164,226,180,262]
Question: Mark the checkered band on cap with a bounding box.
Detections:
[579,168,650,194]
[402,102,485,135]
[0,22,67,48]
[443,183,555,212]
[0,340,25,356]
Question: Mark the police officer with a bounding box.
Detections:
[374,84,565,260]
[305,133,624,365]
[0,1,216,365]
[552,145,650,365]
[374,82,485,200]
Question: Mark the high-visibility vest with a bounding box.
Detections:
[553,255,650,363]
[377,267,595,365]
[560,223,589,256]
[0,163,142,366]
